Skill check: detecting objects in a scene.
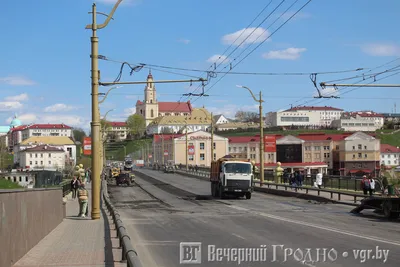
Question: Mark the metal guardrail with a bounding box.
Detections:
[171,169,370,204]
[102,180,143,267]
[61,180,71,197]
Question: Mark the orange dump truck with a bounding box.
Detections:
[210,157,254,199]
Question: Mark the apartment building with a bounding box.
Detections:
[380,144,400,167]
[331,111,384,131]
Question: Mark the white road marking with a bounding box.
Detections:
[232,233,246,240]
[229,205,400,247]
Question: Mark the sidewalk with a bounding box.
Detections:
[13,183,125,267]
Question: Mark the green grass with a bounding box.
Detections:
[0,179,22,189]
[105,138,152,161]
[376,131,400,147]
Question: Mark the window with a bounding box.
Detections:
[200,153,205,160]
[213,142,216,149]
[200,143,205,150]
[358,144,362,149]
[35,161,38,165]
[41,153,43,158]
[388,160,391,165]
[49,153,51,157]
[336,145,339,150]
[188,155,194,161]
[352,146,355,150]
[364,146,367,149]
[213,153,216,161]
[151,109,154,117]
[358,153,362,158]
[35,154,38,158]
[25,177,28,182]
[364,154,367,158]
[229,147,231,152]
[314,146,321,150]
[305,146,311,151]
[30,153,32,158]
[40,161,43,165]
[353,154,355,159]
[49,161,51,165]
[29,161,32,165]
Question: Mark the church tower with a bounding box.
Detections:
[143,70,159,126]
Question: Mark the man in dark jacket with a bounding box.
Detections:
[70,177,80,199]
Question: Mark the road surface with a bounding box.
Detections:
[107,169,400,267]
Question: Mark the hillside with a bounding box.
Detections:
[105,138,152,161]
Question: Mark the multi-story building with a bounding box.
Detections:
[331,111,384,131]
[147,108,212,135]
[152,130,229,167]
[266,106,344,127]
[333,132,380,177]
[380,144,400,167]
[21,124,72,140]
[215,122,260,131]
[135,71,193,126]
[105,122,128,141]
[18,145,66,170]
[14,136,77,167]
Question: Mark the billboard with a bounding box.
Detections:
[188,145,195,155]
[83,137,92,155]
[264,135,276,152]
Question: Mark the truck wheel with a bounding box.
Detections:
[383,200,393,218]
[246,192,252,200]
[219,185,225,199]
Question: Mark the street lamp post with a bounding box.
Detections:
[237,85,265,187]
[85,0,122,220]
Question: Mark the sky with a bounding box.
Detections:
[1,0,400,132]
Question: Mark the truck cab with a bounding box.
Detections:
[210,158,254,199]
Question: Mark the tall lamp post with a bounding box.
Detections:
[85,0,122,220]
[237,85,265,187]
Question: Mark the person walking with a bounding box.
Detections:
[315,172,323,189]
[77,182,89,217]
[369,177,375,196]
[361,175,370,196]
[70,177,80,199]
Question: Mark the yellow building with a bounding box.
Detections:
[152,130,229,167]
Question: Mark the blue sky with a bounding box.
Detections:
[1,0,399,132]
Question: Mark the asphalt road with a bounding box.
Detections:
[107,169,400,267]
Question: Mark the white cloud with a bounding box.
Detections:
[5,93,29,102]
[262,47,306,60]
[313,87,339,98]
[124,107,136,116]
[361,43,400,57]
[0,101,23,111]
[206,104,258,118]
[44,103,76,112]
[178,38,190,44]
[0,76,36,86]
[222,27,270,47]
[207,54,230,64]
[6,113,88,128]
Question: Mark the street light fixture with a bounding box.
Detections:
[236,85,265,187]
[99,86,122,104]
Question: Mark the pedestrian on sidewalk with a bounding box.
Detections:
[361,175,370,196]
[77,182,89,217]
[369,177,375,196]
[70,176,80,199]
[315,172,323,189]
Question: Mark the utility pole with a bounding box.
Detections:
[237,85,265,187]
[259,91,264,187]
[320,83,400,88]
[161,136,165,166]
[85,0,122,220]
[185,120,188,171]
[210,112,214,164]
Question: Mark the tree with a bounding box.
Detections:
[72,128,86,143]
[235,110,259,123]
[126,114,146,139]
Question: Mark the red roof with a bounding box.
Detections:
[153,134,184,143]
[255,162,327,167]
[284,106,343,112]
[297,133,354,141]
[24,145,64,152]
[26,124,71,129]
[343,111,384,118]
[227,136,260,143]
[158,101,192,113]
[108,122,127,127]
[9,125,27,131]
[380,144,400,153]
[136,100,143,105]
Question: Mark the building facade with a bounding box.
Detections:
[147,108,212,135]
[135,71,193,126]
[21,124,72,140]
[19,145,66,170]
[105,122,128,141]
[267,106,344,127]
[380,144,400,167]
[331,111,384,131]
[15,136,77,166]
[152,130,229,167]
[333,132,380,177]
[213,114,230,124]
